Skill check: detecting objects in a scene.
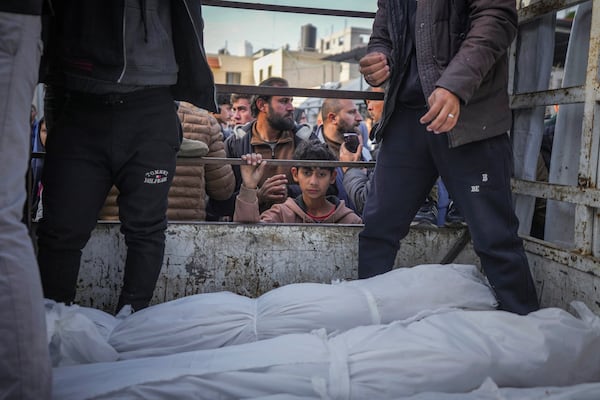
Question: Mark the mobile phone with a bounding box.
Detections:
[343,133,360,153]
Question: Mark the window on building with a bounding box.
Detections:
[259,69,264,82]
[267,66,272,78]
[226,72,241,84]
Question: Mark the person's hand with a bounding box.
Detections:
[257,174,288,205]
[419,87,460,134]
[359,52,390,87]
[340,143,363,173]
[240,153,267,189]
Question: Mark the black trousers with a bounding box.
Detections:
[37,87,180,312]
[358,106,539,315]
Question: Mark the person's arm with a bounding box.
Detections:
[233,184,261,223]
[366,0,392,64]
[233,153,267,223]
[339,142,370,215]
[342,168,371,216]
[359,0,392,87]
[436,0,518,104]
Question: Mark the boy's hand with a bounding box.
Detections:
[240,153,267,189]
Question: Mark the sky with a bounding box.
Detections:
[202,0,378,56]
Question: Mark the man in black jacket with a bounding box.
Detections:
[357,0,539,314]
[37,0,217,313]
[0,2,52,398]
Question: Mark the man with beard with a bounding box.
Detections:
[313,98,370,214]
[217,77,313,218]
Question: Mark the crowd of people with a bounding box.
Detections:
[29,79,467,228]
[3,0,540,398]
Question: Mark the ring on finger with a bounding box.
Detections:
[447,113,455,119]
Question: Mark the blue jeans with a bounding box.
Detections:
[0,12,52,399]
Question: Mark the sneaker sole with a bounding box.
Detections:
[411,220,439,228]
[444,221,467,228]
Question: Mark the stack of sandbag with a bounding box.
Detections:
[46,264,497,365]
[52,302,600,399]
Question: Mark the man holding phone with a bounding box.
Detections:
[314,98,369,160]
[313,98,371,213]
[343,132,361,153]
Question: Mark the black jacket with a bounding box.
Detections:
[41,0,217,112]
[369,0,517,147]
[0,0,44,15]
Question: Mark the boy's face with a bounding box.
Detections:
[232,98,252,125]
[291,167,336,200]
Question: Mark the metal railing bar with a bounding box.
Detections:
[202,0,376,19]
[523,235,600,276]
[180,157,376,168]
[518,0,588,24]
[510,86,585,109]
[512,178,600,208]
[32,152,378,169]
[216,84,385,101]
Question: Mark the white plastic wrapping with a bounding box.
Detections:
[108,264,497,359]
[45,301,119,367]
[400,377,600,400]
[53,303,600,400]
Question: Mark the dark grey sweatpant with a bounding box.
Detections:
[358,106,539,315]
[37,87,180,313]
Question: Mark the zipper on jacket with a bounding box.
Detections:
[47,0,55,16]
[264,142,276,158]
[117,6,128,83]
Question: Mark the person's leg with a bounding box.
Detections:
[434,133,539,314]
[113,90,179,312]
[358,107,438,278]
[0,12,51,399]
[37,96,114,304]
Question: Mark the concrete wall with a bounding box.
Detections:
[77,222,478,312]
[253,49,340,88]
[208,54,256,85]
